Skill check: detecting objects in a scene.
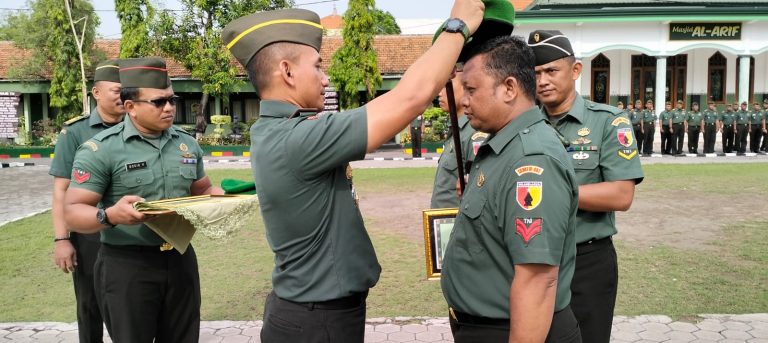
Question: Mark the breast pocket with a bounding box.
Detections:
[119,170,155,190]
[440,154,458,172]
[458,191,487,255]
[571,150,600,171]
[172,166,198,197]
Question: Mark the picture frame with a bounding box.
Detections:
[422,208,459,280]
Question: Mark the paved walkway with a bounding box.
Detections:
[1,314,767,342]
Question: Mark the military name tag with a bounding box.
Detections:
[126,161,148,171]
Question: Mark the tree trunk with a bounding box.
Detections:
[64,0,90,115]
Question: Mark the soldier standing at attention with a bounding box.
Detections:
[735,101,749,154]
[685,102,703,154]
[749,102,763,153]
[702,101,718,154]
[48,59,122,343]
[719,103,736,153]
[431,66,487,209]
[221,2,484,341]
[761,99,768,152]
[529,30,644,343]
[64,57,224,342]
[659,101,672,155]
[642,99,656,156]
[410,114,424,157]
[669,100,686,155]
[616,101,625,112]
[441,34,581,343]
[630,99,644,154]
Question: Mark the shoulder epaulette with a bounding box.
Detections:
[520,126,546,156]
[91,122,124,141]
[173,125,194,136]
[63,114,90,126]
[585,100,623,116]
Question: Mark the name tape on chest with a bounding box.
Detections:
[126,161,148,171]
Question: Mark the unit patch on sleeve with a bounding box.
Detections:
[72,168,90,184]
[516,181,542,211]
[515,217,542,245]
[611,117,631,126]
[618,149,638,160]
[514,165,544,176]
[616,128,634,147]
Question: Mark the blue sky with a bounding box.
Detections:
[1,0,450,37]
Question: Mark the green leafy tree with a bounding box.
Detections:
[328,0,382,109]
[153,0,293,115]
[115,0,155,58]
[2,0,99,125]
[372,9,400,34]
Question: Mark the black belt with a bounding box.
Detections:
[102,242,175,252]
[450,308,508,326]
[706,123,716,126]
[280,291,368,310]
[632,124,641,127]
[688,126,700,128]
[644,122,655,125]
[577,236,612,254]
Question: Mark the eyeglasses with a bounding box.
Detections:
[133,95,181,108]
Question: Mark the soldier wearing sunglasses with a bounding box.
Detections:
[63,57,223,342]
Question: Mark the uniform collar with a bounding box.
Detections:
[458,115,470,128]
[259,100,318,118]
[487,106,545,155]
[121,115,178,142]
[542,93,586,125]
[88,108,105,127]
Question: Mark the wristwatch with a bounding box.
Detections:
[96,208,113,226]
[440,18,470,43]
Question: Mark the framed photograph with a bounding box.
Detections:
[422,208,459,280]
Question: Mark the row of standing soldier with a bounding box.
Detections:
[620,98,768,155]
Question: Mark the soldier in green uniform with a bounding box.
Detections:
[410,114,424,157]
[630,99,644,154]
[702,101,718,154]
[762,99,768,152]
[719,103,736,153]
[685,102,703,154]
[221,3,484,342]
[431,66,487,208]
[669,100,687,155]
[735,101,749,154]
[64,57,224,342]
[441,35,580,343]
[642,99,656,155]
[48,59,122,343]
[659,101,672,155]
[616,101,625,112]
[749,102,763,153]
[529,30,644,343]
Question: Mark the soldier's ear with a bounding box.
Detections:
[279,60,295,87]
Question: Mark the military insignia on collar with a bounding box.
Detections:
[515,217,542,246]
[577,127,591,137]
[571,137,592,145]
[83,141,98,152]
[471,132,489,140]
[516,181,542,211]
[573,152,590,160]
[611,117,631,126]
[515,165,543,176]
[616,128,634,148]
[179,143,188,152]
[618,149,638,160]
[72,168,90,184]
[476,172,485,187]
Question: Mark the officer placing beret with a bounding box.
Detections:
[441,35,580,343]
[64,57,224,342]
[528,29,644,343]
[48,58,122,343]
[222,2,484,342]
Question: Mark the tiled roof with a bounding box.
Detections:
[0,35,433,81]
[320,14,343,30]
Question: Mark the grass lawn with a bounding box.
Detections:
[0,164,765,321]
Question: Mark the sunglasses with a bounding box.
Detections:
[133,95,181,108]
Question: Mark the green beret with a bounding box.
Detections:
[94,59,121,83]
[432,0,516,62]
[527,30,574,66]
[221,178,256,195]
[119,57,171,89]
[223,9,322,68]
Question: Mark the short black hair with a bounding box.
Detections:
[465,36,537,101]
[246,42,301,96]
[120,87,140,103]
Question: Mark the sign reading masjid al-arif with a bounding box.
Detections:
[670,23,742,41]
[0,92,21,139]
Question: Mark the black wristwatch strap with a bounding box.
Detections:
[54,237,70,242]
